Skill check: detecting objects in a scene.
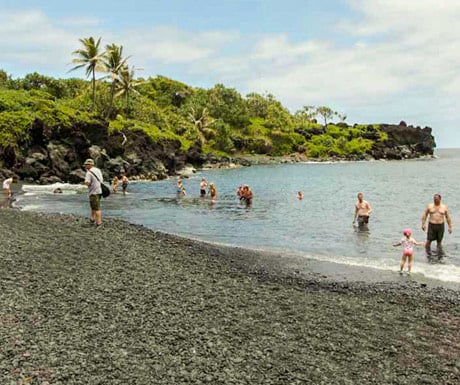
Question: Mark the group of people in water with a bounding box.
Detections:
[176,177,254,206]
[351,192,452,275]
[2,164,454,276]
[112,173,129,195]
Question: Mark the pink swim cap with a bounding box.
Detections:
[403,228,412,236]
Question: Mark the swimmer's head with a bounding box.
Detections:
[403,228,412,237]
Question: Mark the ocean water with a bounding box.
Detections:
[15,149,460,284]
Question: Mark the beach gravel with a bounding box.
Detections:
[0,209,459,384]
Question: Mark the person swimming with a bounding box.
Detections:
[297,191,304,200]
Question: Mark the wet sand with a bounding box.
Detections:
[0,209,459,384]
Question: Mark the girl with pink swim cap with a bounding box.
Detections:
[393,228,424,274]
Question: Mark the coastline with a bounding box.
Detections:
[1,209,459,384]
[198,152,438,171]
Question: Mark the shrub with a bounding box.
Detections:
[0,110,33,148]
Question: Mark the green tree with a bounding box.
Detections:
[0,70,11,89]
[20,72,67,98]
[245,93,292,131]
[104,43,130,113]
[115,65,143,115]
[315,106,346,126]
[207,84,249,129]
[178,88,210,141]
[70,36,106,110]
[315,106,335,126]
[144,76,192,108]
[245,92,272,119]
[294,105,316,127]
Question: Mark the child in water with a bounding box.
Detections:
[176,180,186,196]
[393,229,423,275]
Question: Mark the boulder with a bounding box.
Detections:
[47,142,71,177]
[87,145,105,165]
[68,169,86,184]
[39,175,63,185]
[15,161,48,180]
[177,164,196,178]
[29,152,48,162]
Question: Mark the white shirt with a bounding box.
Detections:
[3,177,12,190]
[84,167,103,195]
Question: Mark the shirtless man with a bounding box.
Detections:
[121,174,129,196]
[352,192,372,228]
[422,194,452,253]
[200,178,207,197]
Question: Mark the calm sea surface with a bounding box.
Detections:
[16,149,460,284]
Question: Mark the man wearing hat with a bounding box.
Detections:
[84,158,104,226]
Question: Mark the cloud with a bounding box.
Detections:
[0,9,80,72]
[57,16,102,28]
[122,26,240,64]
[238,0,460,114]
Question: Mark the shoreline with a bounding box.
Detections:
[8,188,460,291]
[1,209,459,384]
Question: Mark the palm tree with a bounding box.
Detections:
[187,106,216,143]
[104,43,130,112]
[115,65,143,115]
[70,37,106,110]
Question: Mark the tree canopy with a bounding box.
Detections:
[0,36,391,159]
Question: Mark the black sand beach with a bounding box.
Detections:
[1,209,459,384]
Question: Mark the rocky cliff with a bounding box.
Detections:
[370,123,436,160]
[0,120,436,184]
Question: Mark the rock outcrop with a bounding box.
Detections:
[370,124,436,160]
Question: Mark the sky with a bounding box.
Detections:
[1,0,459,148]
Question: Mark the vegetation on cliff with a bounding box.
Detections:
[0,36,436,182]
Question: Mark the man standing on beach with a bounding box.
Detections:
[422,194,452,254]
[352,192,372,229]
[84,159,103,227]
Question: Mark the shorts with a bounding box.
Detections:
[122,183,128,189]
[427,223,444,242]
[357,215,369,225]
[200,189,206,196]
[89,194,101,211]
